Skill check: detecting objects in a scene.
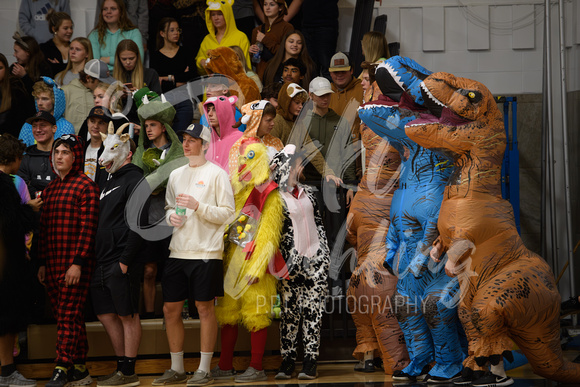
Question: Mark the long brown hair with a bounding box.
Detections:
[0,54,12,113]
[14,35,45,82]
[262,30,316,88]
[113,40,144,89]
[46,9,73,35]
[55,37,93,85]
[156,17,179,51]
[93,0,137,47]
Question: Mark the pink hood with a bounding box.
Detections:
[203,95,242,172]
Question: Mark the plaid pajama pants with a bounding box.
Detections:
[45,268,92,367]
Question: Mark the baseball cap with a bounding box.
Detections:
[26,110,56,126]
[329,52,351,72]
[309,77,334,96]
[179,123,211,143]
[84,59,117,84]
[87,106,112,122]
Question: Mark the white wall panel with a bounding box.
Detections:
[399,8,424,53]
[444,7,468,51]
[467,5,490,50]
[422,7,445,51]
[513,5,535,49]
[490,5,513,50]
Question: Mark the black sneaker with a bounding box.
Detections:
[424,372,461,384]
[573,354,580,364]
[561,296,580,316]
[454,369,487,385]
[46,369,68,387]
[392,370,416,382]
[297,357,317,380]
[68,368,92,386]
[275,358,295,380]
[472,373,514,387]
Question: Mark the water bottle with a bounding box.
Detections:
[252,42,263,64]
[182,299,189,320]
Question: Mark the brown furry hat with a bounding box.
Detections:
[204,46,261,106]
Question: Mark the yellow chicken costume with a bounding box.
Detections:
[214,139,284,380]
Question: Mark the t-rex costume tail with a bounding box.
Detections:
[405,71,580,382]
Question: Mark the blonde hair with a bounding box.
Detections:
[361,31,390,63]
[229,46,250,72]
[56,37,93,85]
[32,81,55,106]
[93,0,137,48]
[113,40,144,89]
[95,82,124,112]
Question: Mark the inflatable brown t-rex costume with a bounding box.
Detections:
[405,72,580,382]
[346,82,409,373]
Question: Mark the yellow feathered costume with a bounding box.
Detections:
[215,139,284,331]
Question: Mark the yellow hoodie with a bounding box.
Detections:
[196,0,252,75]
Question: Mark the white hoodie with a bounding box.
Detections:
[165,161,235,260]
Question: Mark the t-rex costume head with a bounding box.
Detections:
[405,72,580,382]
[99,121,132,174]
[375,56,431,105]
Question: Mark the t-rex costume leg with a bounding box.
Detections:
[346,82,409,374]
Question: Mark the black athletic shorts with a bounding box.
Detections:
[162,258,224,302]
[91,262,144,316]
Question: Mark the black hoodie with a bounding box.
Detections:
[95,162,144,266]
[17,144,57,198]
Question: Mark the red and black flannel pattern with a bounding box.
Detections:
[39,166,99,366]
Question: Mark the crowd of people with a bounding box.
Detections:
[0,1,399,387]
[3,1,578,387]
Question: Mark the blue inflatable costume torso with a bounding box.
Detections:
[358,56,466,380]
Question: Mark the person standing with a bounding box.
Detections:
[196,0,251,75]
[300,0,338,80]
[39,11,73,76]
[153,123,234,386]
[249,0,293,76]
[297,76,355,255]
[38,134,99,387]
[91,130,144,387]
[94,0,149,46]
[0,53,35,137]
[18,0,71,45]
[89,0,144,71]
[0,134,36,387]
[18,77,75,147]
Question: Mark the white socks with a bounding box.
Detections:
[364,350,374,361]
[199,352,214,373]
[490,360,507,377]
[170,351,185,374]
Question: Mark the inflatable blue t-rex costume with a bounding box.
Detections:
[357,56,465,381]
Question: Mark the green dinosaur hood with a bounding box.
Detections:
[132,97,186,189]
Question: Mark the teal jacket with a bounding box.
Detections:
[88,28,144,71]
